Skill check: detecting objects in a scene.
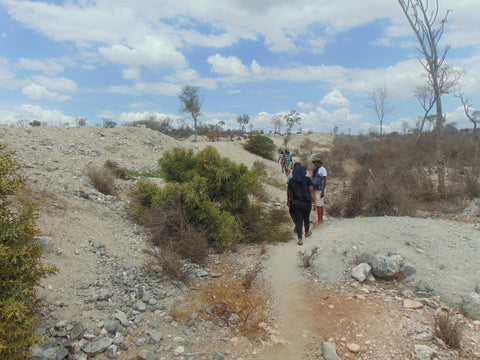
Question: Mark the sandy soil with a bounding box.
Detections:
[1,125,480,359]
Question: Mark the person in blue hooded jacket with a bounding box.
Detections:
[287,163,316,245]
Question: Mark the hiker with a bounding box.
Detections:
[287,163,316,245]
[284,150,293,176]
[312,159,327,227]
[278,150,285,173]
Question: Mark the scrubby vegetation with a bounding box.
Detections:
[322,130,479,218]
[0,144,57,359]
[243,133,276,160]
[131,146,289,263]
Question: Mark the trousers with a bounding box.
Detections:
[291,199,312,239]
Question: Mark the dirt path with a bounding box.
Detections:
[262,241,319,359]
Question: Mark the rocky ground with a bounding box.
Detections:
[1,126,480,360]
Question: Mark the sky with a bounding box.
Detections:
[0,0,480,134]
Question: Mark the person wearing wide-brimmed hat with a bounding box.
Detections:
[311,159,327,227]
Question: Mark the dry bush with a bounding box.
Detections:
[104,160,131,179]
[252,160,267,175]
[242,262,263,290]
[298,246,318,268]
[141,203,209,264]
[199,276,270,336]
[434,307,463,349]
[143,247,193,284]
[84,165,115,195]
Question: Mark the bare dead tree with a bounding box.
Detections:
[458,93,479,141]
[414,84,435,143]
[368,84,393,138]
[397,0,451,197]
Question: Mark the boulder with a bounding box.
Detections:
[351,263,371,282]
[461,292,480,320]
[371,254,400,279]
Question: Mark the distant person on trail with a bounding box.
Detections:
[312,159,327,228]
[287,163,316,245]
[284,151,293,176]
[278,150,285,173]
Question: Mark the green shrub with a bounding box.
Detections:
[134,146,289,249]
[243,134,275,160]
[0,144,57,359]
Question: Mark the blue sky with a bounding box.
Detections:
[1,0,479,134]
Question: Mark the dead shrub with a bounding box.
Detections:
[199,276,270,336]
[143,247,193,284]
[104,160,131,179]
[84,166,115,195]
[252,160,267,175]
[463,166,480,198]
[141,203,209,264]
[242,262,263,290]
[434,307,463,349]
[298,246,318,268]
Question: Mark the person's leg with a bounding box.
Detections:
[304,203,312,236]
[292,201,303,244]
[313,192,325,227]
[289,206,296,232]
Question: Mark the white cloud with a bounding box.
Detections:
[320,89,350,107]
[32,75,77,92]
[0,104,76,126]
[297,101,313,109]
[252,107,362,133]
[0,58,28,89]
[99,35,187,69]
[108,81,181,96]
[118,111,183,124]
[207,54,250,79]
[22,83,71,101]
[122,68,140,80]
[18,58,65,76]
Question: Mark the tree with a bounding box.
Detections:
[179,85,203,142]
[236,114,250,133]
[271,115,284,134]
[102,118,117,128]
[458,94,479,141]
[75,117,87,127]
[397,0,451,197]
[368,84,393,138]
[284,110,301,134]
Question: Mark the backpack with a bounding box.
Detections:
[312,168,324,191]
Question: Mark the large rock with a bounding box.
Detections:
[414,344,436,360]
[371,254,400,279]
[351,263,371,282]
[83,337,113,356]
[461,292,480,320]
[322,341,342,360]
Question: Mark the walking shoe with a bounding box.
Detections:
[305,231,312,237]
[313,221,324,228]
[297,239,303,245]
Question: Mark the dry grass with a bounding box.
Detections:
[198,274,270,337]
[298,246,319,268]
[242,262,263,290]
[143,247,193,285]
[140,203,210,264]
[84,165,115,195]
[434,307,463,349]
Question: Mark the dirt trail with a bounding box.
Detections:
[262,241,320,359]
